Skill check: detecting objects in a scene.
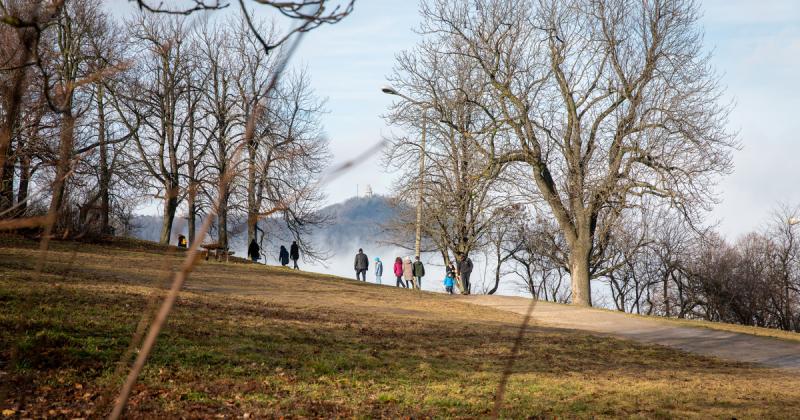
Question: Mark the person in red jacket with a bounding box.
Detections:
[393,256,406,288]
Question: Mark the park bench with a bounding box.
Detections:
[200,243,235,262]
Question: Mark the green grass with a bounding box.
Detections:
[2,235,800,418]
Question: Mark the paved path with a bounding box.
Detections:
[457,295,800,370]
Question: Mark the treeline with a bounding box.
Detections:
[1,0,344,257]
[499,206,800,332]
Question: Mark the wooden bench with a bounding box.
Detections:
[200,243,235,262]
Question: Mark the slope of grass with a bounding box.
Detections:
[2,235,800,418]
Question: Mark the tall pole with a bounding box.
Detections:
[414,111,427,262]
[381,86,430,289]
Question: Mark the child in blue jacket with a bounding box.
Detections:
[443,272,455,295]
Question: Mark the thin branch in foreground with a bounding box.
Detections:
[108,141,247,420]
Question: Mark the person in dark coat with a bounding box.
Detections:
[248,239,260,262]
[290,241,300,270]
[412,256,425,289]
[457,253,474,294]
[354,248,369,281]
[446,261,456,278]
[279,245,290,266]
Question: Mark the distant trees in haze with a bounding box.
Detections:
[0,0,350,258]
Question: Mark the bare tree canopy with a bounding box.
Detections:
[397,0,738,306]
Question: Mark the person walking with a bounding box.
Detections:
[374,257,383,285]
[354,248,369,281]
[443,271,455,295]
[412,256,426,290]
[402,256,414,289]
[247,239,260,262]
[290,240,300,270]
[279,245,290,267]
[393,257,406,288]
[457,253,474,294]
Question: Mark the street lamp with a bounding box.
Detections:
[790,217,800,226]
[382,85,429,264]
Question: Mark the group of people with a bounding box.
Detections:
[248,239,301,270]
[353,248,473,294]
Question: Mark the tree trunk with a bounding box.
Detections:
[487,242,502,295]
[16,146,30,217]
[0,63,31,215]
[45,110,77,232]
[159,187,178,245]
[159,197,177,245]
[247,143,257,244]
[0,145,15,212]
[569,238,592,307]
[186,104,197,246]
[187,179,196,246]
[97,84,110,233]
[663,273,670,317]
[218,190,229,249]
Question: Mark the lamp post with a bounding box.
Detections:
[382,85,429,263]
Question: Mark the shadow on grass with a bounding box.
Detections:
[2,236,800,418]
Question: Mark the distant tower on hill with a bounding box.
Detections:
[364,184,373,198]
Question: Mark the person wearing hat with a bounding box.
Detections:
[374,257,383,285]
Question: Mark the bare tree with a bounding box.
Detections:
[506,215,570,302]
[385,36,517,293]
[118,13,194,245]
[415,0,737,306]
[765,205,800,330]
[196,23,243,249]
[0,0,60,214]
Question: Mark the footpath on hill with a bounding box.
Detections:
[457,295,800,370]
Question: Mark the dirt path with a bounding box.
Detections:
[457,295,800,370]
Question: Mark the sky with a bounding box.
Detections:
[113,0,800,240]
[284,0,800,240]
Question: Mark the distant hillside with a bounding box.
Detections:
[315,195,399,249]
[130,195,400,253]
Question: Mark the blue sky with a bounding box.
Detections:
[289,0,800,239]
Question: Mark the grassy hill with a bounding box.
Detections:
[2,235,800,418]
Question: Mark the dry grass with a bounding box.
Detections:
[2,234,800,418]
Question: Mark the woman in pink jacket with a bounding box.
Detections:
[393,257,406,288]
